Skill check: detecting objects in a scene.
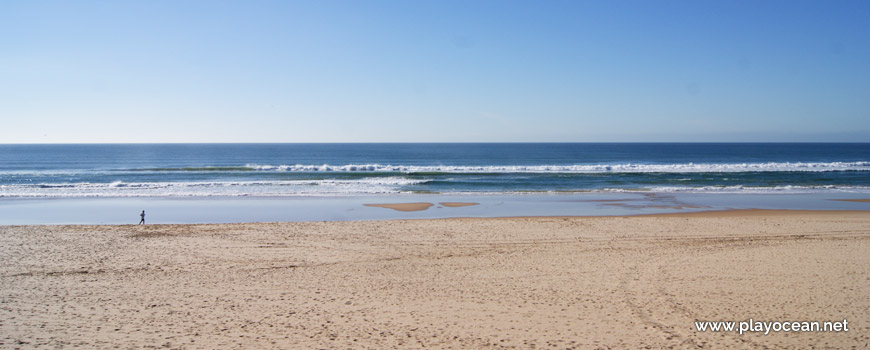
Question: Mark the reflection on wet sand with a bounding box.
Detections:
[578,193,708,210]
[364,202,480,212]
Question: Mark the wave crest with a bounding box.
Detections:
[0,177,430,198]
[240,161,870,173]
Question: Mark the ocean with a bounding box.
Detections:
[1,143,869,198]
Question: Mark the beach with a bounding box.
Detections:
[6,0,870,346]
[2,210,868,349]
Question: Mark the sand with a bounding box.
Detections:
[364,202,435,212]
[831,199,870,203]
[2,210,869,349]
[439,202,479,208]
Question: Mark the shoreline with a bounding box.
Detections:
[3,208,870,227]
[2,192,870,225]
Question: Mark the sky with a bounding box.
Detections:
[1,0,868,143]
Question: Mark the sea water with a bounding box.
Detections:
[1,143,868,223]
[1,143,869,197]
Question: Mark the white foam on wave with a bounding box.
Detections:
[243,161,870,173]
[424,185,870,195]
[602,185,870,194]
[5,181,870,198]
[0,177,431,198]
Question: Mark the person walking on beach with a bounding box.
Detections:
[139,210,146,225]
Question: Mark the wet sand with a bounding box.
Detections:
[364,202,479,212]
[1,210,868,349]
[439,202,479,208]
[831,199,870,203]
[363,202,434,212]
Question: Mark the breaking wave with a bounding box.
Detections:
[0,177,430,198]
[603,185,870,194]
[239,161,870,173]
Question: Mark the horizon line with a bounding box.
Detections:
[2,141,870,145]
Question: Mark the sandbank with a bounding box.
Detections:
[363,202,434,211]
[438,202,479,207]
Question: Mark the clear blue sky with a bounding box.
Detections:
[1,0,868,143]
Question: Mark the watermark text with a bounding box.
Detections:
[695,319,848,335]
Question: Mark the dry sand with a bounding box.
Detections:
[2,210,869,349]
